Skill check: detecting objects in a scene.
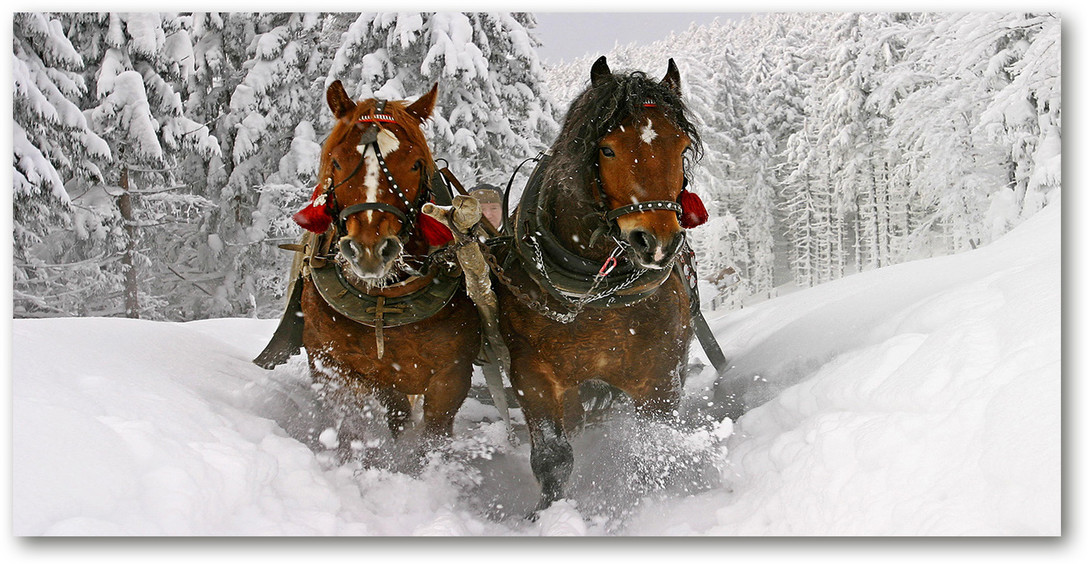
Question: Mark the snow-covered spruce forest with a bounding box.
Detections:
[13,12,1061,320]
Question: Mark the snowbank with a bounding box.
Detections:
[12,204,1061,536]
[669,202,1062,535]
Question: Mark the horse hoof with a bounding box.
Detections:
[527,495,558,521]
[525,498,551,521]
[531,499,588,535]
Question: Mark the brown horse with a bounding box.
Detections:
[493,57,705,513]
[293,81,481,459]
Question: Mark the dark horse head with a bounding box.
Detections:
[546,56,703,270]
[297,80,441,285]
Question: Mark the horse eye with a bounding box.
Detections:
[411,160,422,171]
[332,159,342,170]
[600,147,616,158]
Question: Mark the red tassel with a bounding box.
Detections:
[418,212,454,247]
[292,183,333,233]
[678,188,709,228]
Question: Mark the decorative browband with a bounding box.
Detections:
[358,114,397,124]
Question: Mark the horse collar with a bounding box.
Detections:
[513,154,673,310]
[309,253,461,331]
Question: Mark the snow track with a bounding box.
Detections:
[12,205,1060,536]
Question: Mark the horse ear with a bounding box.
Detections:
[327,80,356,119]
[406,83,439,122]
[590,56,611,87]
[661,58,682,96]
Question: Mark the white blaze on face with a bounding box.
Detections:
[355,144,381,222]
[640,118,658,145]
[354,128,402,222]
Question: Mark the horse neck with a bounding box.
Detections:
[539,168,615,264]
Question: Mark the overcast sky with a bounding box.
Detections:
[532,12,746,64]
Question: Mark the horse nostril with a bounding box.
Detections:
[628,229,657,255]
[378,237,402,262]
[339,238,360,261]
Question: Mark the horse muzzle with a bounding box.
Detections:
[338,235,403,281]
[624,227,682,270]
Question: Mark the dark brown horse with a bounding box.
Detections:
[494,57,706,512]
[289,81,481,458]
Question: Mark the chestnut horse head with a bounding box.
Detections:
[552,56,704,270]
[297,80,442,284]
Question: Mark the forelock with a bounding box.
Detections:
[546,68,703,195]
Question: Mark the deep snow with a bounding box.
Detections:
[11,203,1061,537]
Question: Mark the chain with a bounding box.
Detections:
[529,236,634,322]
[480,240,556,320]
[481,236,642,324]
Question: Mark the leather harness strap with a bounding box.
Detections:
[511,152,674,310]
[604,199,682,222]
[338,201,409,225]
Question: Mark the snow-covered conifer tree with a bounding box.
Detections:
[972,13,1062,233]
[737,110,778,297]
[12,12,113,316]
[15,12,218,317]
[328,12,559,186]
[184,12,333,318]
[61,13,219,318]
[780,118,820,288]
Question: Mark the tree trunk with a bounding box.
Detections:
[118,166,139,318]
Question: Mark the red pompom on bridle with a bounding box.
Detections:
[418,212,453,247]
[292,182,334,234]
[677,186,708,229]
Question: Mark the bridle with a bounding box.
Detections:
[585,103,690,245]
[322,100,430,240]
[589,168,687,244]
[498,100,706,315]
[507,149,680,314]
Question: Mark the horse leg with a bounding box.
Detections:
[513,362,574,515]
[373,385,412,439]
[629,365,684,421]
[421,365,472,439]
[562,386,585,433]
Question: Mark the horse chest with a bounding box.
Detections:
[301,281,479,393]
[500,272,691,383]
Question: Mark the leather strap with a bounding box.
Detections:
[604,199,682,222]
[511,154,673,308]
[674,242,729,379]
[338,202,409,224]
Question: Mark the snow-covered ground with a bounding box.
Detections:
[12,202,1061,538]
